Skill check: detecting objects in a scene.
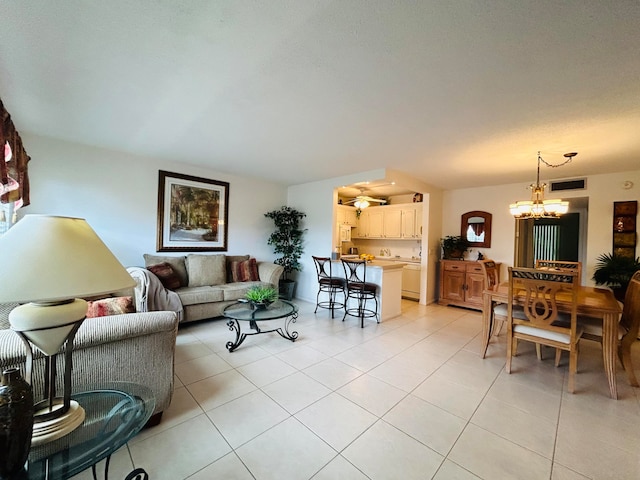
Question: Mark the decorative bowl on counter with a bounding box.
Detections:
[359,253,375,262]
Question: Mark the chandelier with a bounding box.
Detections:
[510,151,577,219]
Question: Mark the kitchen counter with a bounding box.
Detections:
[340,255,421,264]
[366,259,407,269]
[332,259,405,321]
[375,256,421,264]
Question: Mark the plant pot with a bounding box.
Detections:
[279,279,296,301]
[250,301,272,310]
[612,287,626,303]
[443,249,464,260]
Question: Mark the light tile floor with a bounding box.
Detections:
[73,300,640,480]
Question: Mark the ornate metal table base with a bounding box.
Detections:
[226,311,298,352]
[90,461,149,480]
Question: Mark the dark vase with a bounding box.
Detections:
[0,368,34,479]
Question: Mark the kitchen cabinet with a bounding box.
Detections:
[337,205,358,226]
[401,205,422,239]
[402,263,421,300]
[353,203,422,239]
[368,209,384,237]
[438,260,498,310]
[354,210,368,238]
[383,208,402,238]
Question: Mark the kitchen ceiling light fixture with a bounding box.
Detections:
[345,188,387,210]
[353,198,370,209]
[510,151,577,219]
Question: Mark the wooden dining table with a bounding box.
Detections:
[482,283,623,399]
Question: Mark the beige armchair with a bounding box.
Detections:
[0,302,179,425]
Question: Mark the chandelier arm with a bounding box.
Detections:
[538,151,575,168]
[511,151,576,219]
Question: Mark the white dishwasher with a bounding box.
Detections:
[401,263,421,300]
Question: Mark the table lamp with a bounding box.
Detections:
[0,215,135,444]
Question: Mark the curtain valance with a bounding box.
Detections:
[0,97,30,209]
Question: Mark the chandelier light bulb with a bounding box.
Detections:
[510,152,576,219]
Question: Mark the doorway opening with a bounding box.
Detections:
[515,208,588,288]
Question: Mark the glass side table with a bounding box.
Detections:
[25,382,155,480]
[223,299,298,351]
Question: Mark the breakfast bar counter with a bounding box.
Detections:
[332,259,406,321]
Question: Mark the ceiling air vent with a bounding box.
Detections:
[550,178,586,192]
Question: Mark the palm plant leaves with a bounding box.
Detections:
[592,253,640,289]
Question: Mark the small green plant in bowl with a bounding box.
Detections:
[244,286,279,309]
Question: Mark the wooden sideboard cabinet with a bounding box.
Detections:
[438,260,498,310]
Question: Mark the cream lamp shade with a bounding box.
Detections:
[0,215,135,444]
[0,215,135,304]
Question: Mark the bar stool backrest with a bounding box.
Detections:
[312,256,333,281]
[341,258,367,286]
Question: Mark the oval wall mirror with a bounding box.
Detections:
[461,211,492,248]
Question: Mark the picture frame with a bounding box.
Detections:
[157,170,229,252]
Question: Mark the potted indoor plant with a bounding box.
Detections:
[264,206,307,300]
[244,285,278,309]
[592,252,640,301]
[440,235,471,260]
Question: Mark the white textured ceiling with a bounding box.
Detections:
[1,1,639,190]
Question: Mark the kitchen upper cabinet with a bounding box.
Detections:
[354,210,368,238]
[337,205,358,226]
[353,203,423,239]
[383,208,402,238]
[368,209,384,238]
[400,206,418,238]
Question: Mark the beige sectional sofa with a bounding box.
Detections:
[130,254,284,324]
[0,302,179,424]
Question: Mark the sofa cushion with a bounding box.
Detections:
[220,281,268,301]
[230,258,260,282]
[147,262,182,290]
[186,254,226,287]
[176,286,225,306]
[226,255,250,282]
[86,296,135,318]
[144,254,188,287]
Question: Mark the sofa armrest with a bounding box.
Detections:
[0,311,179,416]
[258,262,284,286]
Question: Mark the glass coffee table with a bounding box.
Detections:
[224,299,298,352]
[26,382,155,480]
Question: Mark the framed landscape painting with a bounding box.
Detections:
[157,170,229,252]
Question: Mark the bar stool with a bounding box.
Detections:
[341,258,379,328]
[312,256,345,318]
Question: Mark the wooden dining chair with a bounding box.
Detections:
[579,269,640,387]
[479,259,507,345]
[535,260,582,283]
[506,267,583,393]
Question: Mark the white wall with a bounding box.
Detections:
[442,169,640,285]
[288,169,442,305]
[20,134,288,267]
[287,170,387,303]
[18,133,638,299]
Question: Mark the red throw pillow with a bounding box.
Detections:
[86,296,135,318]
[231,258,260,282]
[147,262,182,290]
